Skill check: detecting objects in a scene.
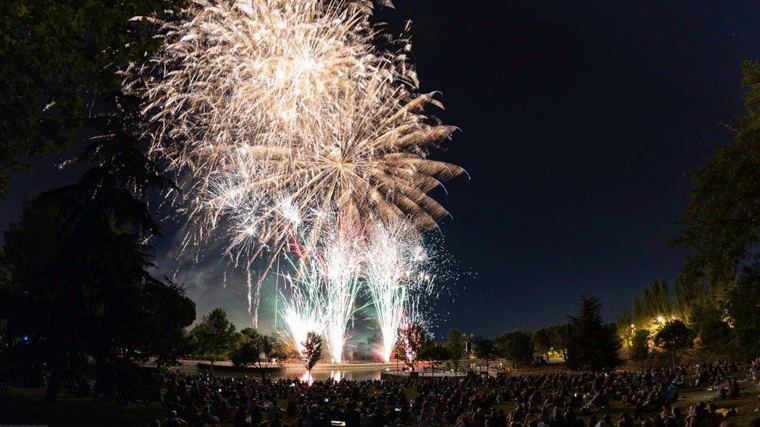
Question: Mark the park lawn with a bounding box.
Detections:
[0,386,166,427]
[577,383,760,427]
[673,383,760,427]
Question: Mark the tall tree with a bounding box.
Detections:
[0,0,184,197]
[446,328,465,371]
[139,279,196,367]
[256,334,285,368]
[548,324,570,360]
[233,327,260,350]
[672,60,760,358]
[417,340,450,376]
[473,338,499,375]
[726,271,760,358]
[0,92,193,402]
[230,340,260,369]
[690,302,734,358]
[615,309,635,347]
[629,329,650,367]
[301,332,323,378]
[495,330,535,367]
[654,320,693,368]
[566,295,622,371]
[531,328,553,358]
[230,328,261,368]
[396,323,425,371]
[193,308,236,365]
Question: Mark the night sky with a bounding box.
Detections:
[2,1,760,340]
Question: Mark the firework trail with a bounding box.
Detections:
[363,219,434,361]
[278,263,327,356]
[277,213,364,362]
[320,221,364,363]
[123,0,463,325]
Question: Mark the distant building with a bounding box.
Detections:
[464,333,475,354]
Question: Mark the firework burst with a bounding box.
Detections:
[124,0,463,326]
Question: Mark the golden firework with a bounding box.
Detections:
[124,0,463,324]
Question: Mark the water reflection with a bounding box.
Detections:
[180,362,385,382]
[291,369,382,382]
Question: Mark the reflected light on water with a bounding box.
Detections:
[293,369,382,382]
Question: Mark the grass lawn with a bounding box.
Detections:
[674,382,760,426]
[0,387,166,427]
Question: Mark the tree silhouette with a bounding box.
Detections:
[473,338,498,375]
[230,341,260,369]
[673,60,760,359]
[566,295,622,371]
[396,323,425,371]
[548,324,570,360]
[654,320,692,368]
[629,329,650,367]
[495,330,535,367]
[0,93,194,402]
[417,340,450,375]
[193,308,236,365]
[446,328,465,371]
[302,332,323,378]
[531,328,553,359]
[0,0,185,197]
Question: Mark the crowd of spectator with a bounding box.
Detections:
[142,360,760,427]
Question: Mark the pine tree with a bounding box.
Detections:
[566,295,622,371]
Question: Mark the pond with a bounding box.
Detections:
[281,369,383,381]
[172,360,389,382]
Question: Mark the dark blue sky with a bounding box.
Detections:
[2,1,760,340]
[386,0,760,337]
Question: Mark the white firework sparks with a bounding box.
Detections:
[123,0,463,327]
[363,219,434,362]
[278,268,327,356]
[277,214,363,362]
[320,222,364,363]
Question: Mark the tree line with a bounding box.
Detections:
[608,61,760,364]
[395,295,622,374]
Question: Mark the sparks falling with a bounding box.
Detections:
[279,266,327,356]
[124,0,463,327]
[277,215,363,363]
[363,219,433,362]
[319,222,365,363]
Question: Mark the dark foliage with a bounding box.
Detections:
[629,329,649,365]
[193,308,236,364]
[654,320,693,368]
[566,295,622,371]
[301,332,322,374]
[0,0,185,196]
[673,60,760,359]
[417,340,450,374]
[396,323,425,371]
[473,337,498,373]
[495,330,535,366]
[0,92,194,402]
[445,328,464,370]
